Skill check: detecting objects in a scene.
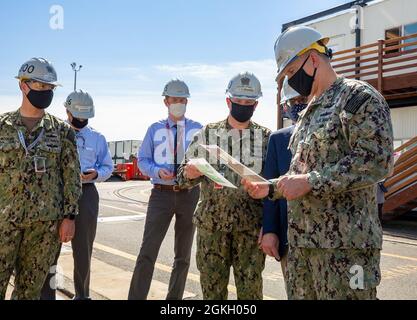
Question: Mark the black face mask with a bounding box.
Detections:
[230,102,255,123]
[71,117,88,129]
[288,55,317,97]
[26,89,54,110]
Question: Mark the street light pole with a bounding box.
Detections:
[70,62,83,91]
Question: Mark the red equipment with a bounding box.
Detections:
[113,156,149,181]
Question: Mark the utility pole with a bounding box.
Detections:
[70,62,83,91]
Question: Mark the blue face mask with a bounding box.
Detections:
[288,103,307,122]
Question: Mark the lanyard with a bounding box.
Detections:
[18,128,45,156]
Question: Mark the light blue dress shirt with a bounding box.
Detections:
[76,126,114,184]
[138,117,202,185]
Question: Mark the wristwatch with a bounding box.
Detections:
[63,214,76,221]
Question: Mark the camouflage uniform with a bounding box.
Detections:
[0,110,81,300]
[178,119,271,300]
[271,77,394,299]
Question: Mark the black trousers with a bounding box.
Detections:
[41,184,99,300]
[378,203,384,223]
[128,186,200,300]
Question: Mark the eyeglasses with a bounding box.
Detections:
[25,81,57,91]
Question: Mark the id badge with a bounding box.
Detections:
[34,156,47,173]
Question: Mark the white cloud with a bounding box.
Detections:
[112,67,152,82]
[155,59,277,90]
[0,59,281,142]
[0,96,21,114]
[156,63,225,79]
[152,59,280,134]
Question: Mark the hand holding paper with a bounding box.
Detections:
[241,178,270,199]
[200,145,270,184]
[184,163,203,180]
[188,158,237,189]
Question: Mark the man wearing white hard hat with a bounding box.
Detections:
[0,58,81,300]
[41,90,113,300]
[128,80,202,300]
[243,26,394,300]
[177,72,271,300]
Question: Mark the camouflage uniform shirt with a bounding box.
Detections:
[272,77,394,249]
[178,119,271,233]
[0,110,82,225]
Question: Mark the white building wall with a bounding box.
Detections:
[308,11,356,52]
[361,0,417,45]
[305,0,417,52]
[391,106,417,147]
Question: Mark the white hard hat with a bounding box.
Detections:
[226,72,262,100]
[162,79,190,98]
[16,57,61,86]
[274,26,329,79]
[280,76,301,104]
[64,90,95,119]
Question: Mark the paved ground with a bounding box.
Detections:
[10,180,417,300]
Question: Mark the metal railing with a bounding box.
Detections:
[383,136,417,218]
[332,32,417,100]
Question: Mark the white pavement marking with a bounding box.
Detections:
[382,264,417,280]
[383,235,417,247]
[92,242,276,300]
[98,215,146,223]
[100,204,417,263]
[100,204,144,215]
[61,244,72,254]
[139,188,152,197]
[127,203,144,208]
[59,252,195,300]
[382,252,417,263]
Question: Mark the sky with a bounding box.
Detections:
[0,0,351,141]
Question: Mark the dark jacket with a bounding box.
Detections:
[262,126,294,257]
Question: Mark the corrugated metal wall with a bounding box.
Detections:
[391,106,417,147]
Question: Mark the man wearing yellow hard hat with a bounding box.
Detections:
[243,25,394,300]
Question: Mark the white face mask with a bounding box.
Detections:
[169,103,187,118]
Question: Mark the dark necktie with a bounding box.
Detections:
[173,125,178,176]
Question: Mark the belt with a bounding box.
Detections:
[153,184,189,192]
[82,183,96,187]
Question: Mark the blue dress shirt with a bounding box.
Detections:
[138,117,202,185]
[76,126,114,184]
